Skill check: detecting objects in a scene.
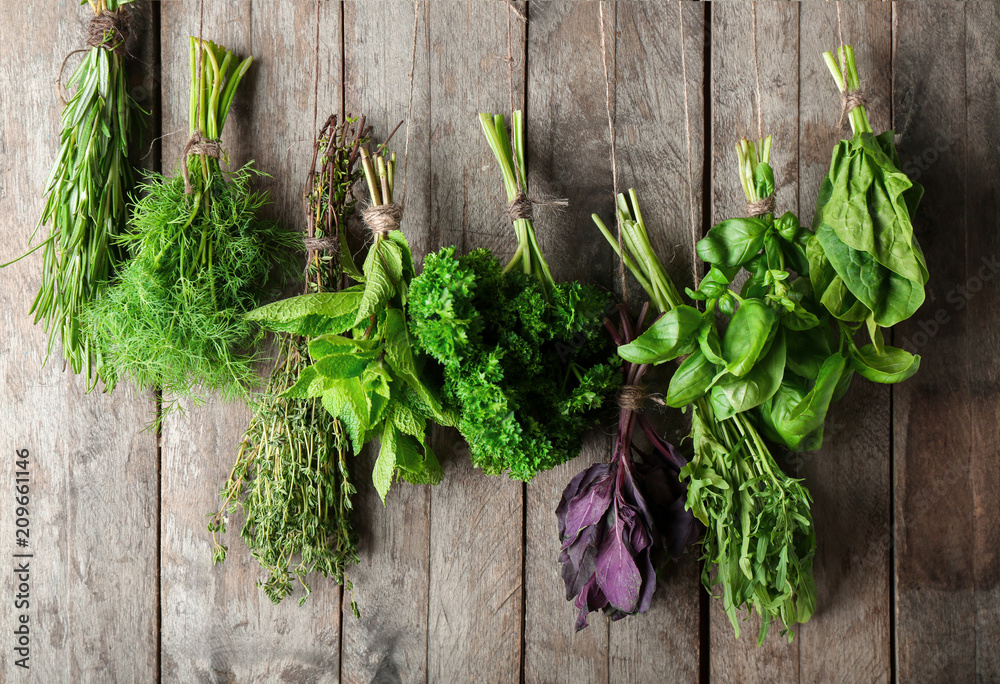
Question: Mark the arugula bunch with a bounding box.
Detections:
[406,111,618,481]
[85,38,296,406]
[595,191,816,643]
[808,45,926,375]
[17,0,142,388]
[247,142,452,502]
[209,116,369,607]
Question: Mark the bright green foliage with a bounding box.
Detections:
[683,401,816,644]
[210,115,370,608]
[594,190,816,643]
[84,39,295,407]
[408,247,618,481]
[17,0,141,388]
[809,45,928,334]
[209,334,358,606]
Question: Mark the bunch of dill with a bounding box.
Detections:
[84,38,296,406]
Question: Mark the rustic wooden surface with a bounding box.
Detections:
[1,2,998,682]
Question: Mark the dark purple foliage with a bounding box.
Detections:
[556,304,701,630]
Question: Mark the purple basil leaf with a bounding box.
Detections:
[635,547,657,615]
[557,462,613,538]
[595,507,643,614]
[561,471,615,548]
[574,575,608,631]
[559,524,600,600]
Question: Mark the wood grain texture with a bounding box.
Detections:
[340,3,433,683]
[796,5,892,683]
[892,3,972,682]
[966,5,1000,680]
[0,2,158,680]
[522,3,612,682]
[425,3,526,681]
[709,3,801,680]
[608,2,705,682]
[158,3,344,681]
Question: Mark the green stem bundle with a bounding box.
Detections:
[84,38,296,408]
[20,0,140,388]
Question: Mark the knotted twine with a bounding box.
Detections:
[617,384,664,411]
[746,196,776,218]
[181,131,221,194]
[57,7,132,104]
[362,203,403,237]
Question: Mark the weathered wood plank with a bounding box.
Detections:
[966,5,1000,680]
[522,3,613,682]
[340,3,433,682]
[796,4,892,683]
[709,3,801,680]
[158,3,344,681]
[608,2,705,682]
[0,2,158,680]
[425,3,526,681]
[892,3,972,682]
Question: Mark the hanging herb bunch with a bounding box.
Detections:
[594,190,817,644]
[209,115,371,607]
[407,111,620,482]
[245,135,454,503]
[84,38,297,407]
[808,44,926,379]
[15,0,142,388]
[557,283,699,629]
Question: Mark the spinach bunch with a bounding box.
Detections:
[85,39,296,408]
[594,190,816,643]
[406,111,618,481]
[808,44,925,379]
[247,143,453,502]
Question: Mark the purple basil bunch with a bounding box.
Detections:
[556,304,700,630]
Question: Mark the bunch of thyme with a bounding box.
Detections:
[209,115,370,607]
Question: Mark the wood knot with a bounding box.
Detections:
[87,10,130,56]
[362,203,402,236]
[746,196,776,218]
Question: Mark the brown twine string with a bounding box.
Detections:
[87,9,130,55]
[362,203,403,236]
[56,8,132,104]
[751,2,763,141]
[399,0,420,209]
[617,385,664,411]
[839,89,867,128]
[181,131,221,194]
[678,0,700,291]
[303,237,339,251]
[746,196,776,218]
[599,1,628,308]
[506,191,568,223]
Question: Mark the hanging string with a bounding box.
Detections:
[311,0,321,141]
[678,1,699,290]
[398,0,420,208]
[598,1,628,307]
[751,1,763,141]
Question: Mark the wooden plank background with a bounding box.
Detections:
[0,1,997,682]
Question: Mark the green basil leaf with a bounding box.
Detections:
[666,349,719,408]
[760,353,847,451]
[618,305,702,365]
[723,299,777,376]
[698,319,725,365]
[715,329,786,415]
[774,211,800,242]
[754,162,775,200]
[697,217,770,267]
[848,344,921,384]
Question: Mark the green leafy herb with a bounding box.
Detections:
[595,190,816,643]
[8,0,143,388]
[83,38,296,408]
[247,139,452,503]
[209,115,370,607]
[406,111,619,481]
